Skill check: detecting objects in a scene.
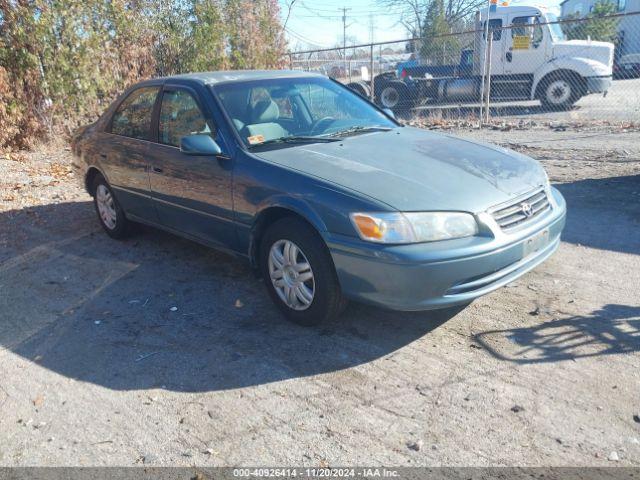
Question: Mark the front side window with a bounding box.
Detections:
[159,89,211,147]
[214,77,395,146]
[512,16,544,47]
[110,87,159,140]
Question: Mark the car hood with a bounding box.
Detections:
[553,40,614,69]
[254,127,547,212]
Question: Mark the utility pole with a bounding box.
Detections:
[369,13,375,44]
[369,13,375,86]
[341,7,352,78]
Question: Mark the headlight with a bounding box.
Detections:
[350,211,478,244]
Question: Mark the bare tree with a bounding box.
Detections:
[378,0,425,37]
[443,0,486,24]
[378,0,485,37]
[282,0,297,31]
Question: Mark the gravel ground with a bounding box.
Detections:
[413,77,640,124]
[0,125,639,466]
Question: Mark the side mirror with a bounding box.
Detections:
[383,108,396,119]
[180,134,222,156]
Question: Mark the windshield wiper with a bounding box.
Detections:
[248,135,339,149]
[323,125,393,138]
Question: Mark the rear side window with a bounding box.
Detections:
[158,89,211,147]
[110,87,159,140]
[483,19,503,41]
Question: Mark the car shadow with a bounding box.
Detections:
[0,201,461,393]
[473,304,640,364]
[555,174,640,255]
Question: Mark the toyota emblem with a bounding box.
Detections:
[521,202,533,217]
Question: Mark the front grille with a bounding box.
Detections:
[490,187,550,230]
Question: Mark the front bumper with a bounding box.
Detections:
[586,75,612,94]
[327,187,566,311]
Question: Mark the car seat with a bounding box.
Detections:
[242,99,289,141]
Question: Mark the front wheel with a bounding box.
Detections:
[259,217,345,326]
[540,75,581,110]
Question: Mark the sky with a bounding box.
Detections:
[279,0,562,50]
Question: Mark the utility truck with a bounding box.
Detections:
[348,5,614,111]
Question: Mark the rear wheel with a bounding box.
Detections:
[259,217,345,326]
[376,80,416,111]
[347,81,371,99]
[380,85,401,109]
[92,176,130,239]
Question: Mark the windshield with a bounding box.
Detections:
[213,76,396,147]
[545,13,566,42]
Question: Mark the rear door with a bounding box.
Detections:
[102,86,160,222]
[147,85,236,248]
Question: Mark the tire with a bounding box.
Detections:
[259,217,345,326]
[376,80,415,111]
[539,72,583,110]
[329,66,343,79]
[346,81,371,99]
[91,175,130,239]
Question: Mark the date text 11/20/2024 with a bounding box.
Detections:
[232,468,400,477]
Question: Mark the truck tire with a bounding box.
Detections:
[346,81,371,99]
[376,80,416,111]
[539,71,584,110]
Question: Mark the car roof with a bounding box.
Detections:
[480,5,546,17]
[151,69,325,87]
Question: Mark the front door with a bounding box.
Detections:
[504,14,547,75]
[147,86,236,248]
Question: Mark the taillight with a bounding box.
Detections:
[401,68,407,78]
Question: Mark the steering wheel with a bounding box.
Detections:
[309,116,336,136]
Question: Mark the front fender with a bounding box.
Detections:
[254,195,329,235]
[531,58,610,99]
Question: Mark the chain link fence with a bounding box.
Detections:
[286,9,640,126]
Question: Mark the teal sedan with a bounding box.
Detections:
[71,70,566,325]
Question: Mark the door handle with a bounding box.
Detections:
[506,52,513,62]
[152,166,163,173]
[99,153,107,159]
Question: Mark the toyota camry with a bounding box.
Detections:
[71,70,566,325]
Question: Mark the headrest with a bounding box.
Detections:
[176,108,206,133]
[232,118,245,132]
[251,100,280,123]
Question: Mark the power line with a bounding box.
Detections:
[284,26,333,48]
[296,0,412,16]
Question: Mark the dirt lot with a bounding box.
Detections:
[413,77,640,124]
[0,123,639,466]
